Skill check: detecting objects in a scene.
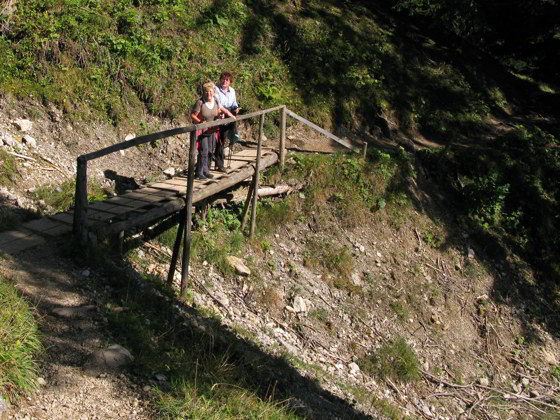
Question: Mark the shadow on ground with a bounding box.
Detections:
[8,242,373,420]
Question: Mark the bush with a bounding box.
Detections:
[358,336,420,383]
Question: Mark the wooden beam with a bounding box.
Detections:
[285,109,360,152]
[180,131,197,296]
[73,158,88,243]
[250,114,264,238]
[280,106,286,168]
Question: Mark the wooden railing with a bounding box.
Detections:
[73,105,365,244]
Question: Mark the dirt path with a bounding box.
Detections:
[2,246,154,420]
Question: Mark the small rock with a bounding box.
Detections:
[292,296,307,313]
[422,405,432,417]
[512,382,521,393]
[125,134,135,141]
[423,361,429,371]
[521,377,529,386]
[226,256,251,276]
[154,373,167,382]
[349,362,360,375]
[529,390,539,398]
[0,395,8,419]
[37,377,46,386]
[478,377,489,387]
[467,248,475,259]
[120,150,125,156]
[137,250,145,258]
[455,262,461,270]
[84,344,134,373]
[163,167,176,177]
[1,134,16,147]
[142,385,151,392]
[82,269,90,277]
[299,193,305,199]
[52,305,96,319]
[13,119,32,132]
[22,135,37,148]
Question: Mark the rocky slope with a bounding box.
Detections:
[1,95,559,420]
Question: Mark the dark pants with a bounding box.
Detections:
[217,122,237,169]
[196,134,211,177]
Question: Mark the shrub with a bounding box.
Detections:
[358,336,420,383]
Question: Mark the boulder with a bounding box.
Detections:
[226,256,251,276]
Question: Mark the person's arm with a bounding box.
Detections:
[191,100,202,123]
[219,106,236,119]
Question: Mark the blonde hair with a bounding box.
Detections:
[203,81,216,94]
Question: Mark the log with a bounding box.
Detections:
[257,185,292,197]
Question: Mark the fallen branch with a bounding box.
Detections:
[6,151,36,161]
[257,185,293,197]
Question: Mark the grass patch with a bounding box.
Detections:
[32,179,107,213]
[0,150,19,186]
[358,336,420,384]
[0,277,42,402]
[96,257,305,420]
[303,239,353,287]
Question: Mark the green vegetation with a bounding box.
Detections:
[0,277,42,402]
[358,336,420,384]
[99,264,303,420]
[32,179,107,213]
[419,125,560,297]
[0,150,18,186]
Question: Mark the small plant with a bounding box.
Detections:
[390,300,409,321]
[422,229,445,249]
[309,307,329,323]
[0,150,18,185]
[358,336,420,383]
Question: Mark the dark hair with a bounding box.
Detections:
[219,71,233,83]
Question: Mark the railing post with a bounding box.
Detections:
[280,106,286,169]
[249,114,264,238]
[180,131,197,296]
[73,156,88,244]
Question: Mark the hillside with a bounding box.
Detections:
[1,0,560,419]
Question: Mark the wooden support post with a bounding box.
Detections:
[240,179,255,231]
[249,114,264,238]
[167,209,186,286]
[362,141,368,159]
[73,157,88,244]
[116,230,124,256]
[280,106,286,169]
[180,131,197,296]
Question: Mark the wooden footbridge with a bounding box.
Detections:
[0,105,365,291]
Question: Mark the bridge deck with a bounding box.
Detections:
[0,148,278,254]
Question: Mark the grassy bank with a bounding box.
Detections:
[0,277,42,403]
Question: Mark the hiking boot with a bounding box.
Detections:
[195,174,207,180]
[204,173,214,179]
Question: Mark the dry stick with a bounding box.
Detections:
[39,155,67,176]
[190,277,232,317]
[421,370,475,389]
[475,384,560,411]
[6,151,36,161]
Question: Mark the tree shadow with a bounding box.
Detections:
[8,241,374,419]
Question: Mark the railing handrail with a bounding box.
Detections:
[73,104,365,243]
[79,105,286,162]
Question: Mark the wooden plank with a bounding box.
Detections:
[0,229,35,245]
[119,191,168,203]
[22,218,64,233]
[96,152,278,238]
[88,202,137,215]
[285,109,359,152]
[50,212,74,225]
[0,234,46,254]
